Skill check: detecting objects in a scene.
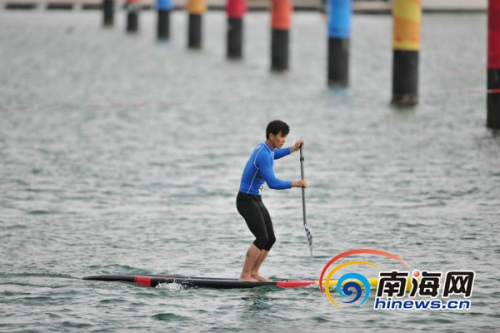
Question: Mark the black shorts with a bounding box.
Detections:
[236,192,276,251]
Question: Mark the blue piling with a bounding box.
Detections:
[327,0,351,87]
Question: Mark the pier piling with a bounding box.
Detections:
[488,0,500,129]
[102,0,114,27]
[327,0,352,87]
[187,0,207,49]
[157,0,173,40]
[391,0,421,106]
[271,0,292,71]
[227,0,247,59]
[126,0,140,33]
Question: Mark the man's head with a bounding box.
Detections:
[266,120,290,139]
[266,120,289,149]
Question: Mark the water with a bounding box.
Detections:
[1,9,499,332]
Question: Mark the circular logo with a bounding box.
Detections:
[320,249,411,308]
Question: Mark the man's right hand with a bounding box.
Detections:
[292,180,308,188]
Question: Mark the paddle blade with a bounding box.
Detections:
[304,225,313,257]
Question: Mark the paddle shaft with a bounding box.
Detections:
[299,146,307,227]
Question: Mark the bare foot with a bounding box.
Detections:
[239,275,258,282]
[251,274,271,282]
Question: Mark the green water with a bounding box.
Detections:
[0,9,499,332]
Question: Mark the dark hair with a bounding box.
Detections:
[266,120,290,139]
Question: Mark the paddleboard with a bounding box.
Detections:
[83,274,317,289]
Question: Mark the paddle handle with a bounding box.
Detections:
[299,145,307,227]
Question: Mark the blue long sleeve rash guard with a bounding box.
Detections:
[239,142,292,195]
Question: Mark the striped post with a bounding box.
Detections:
[126,0,140,33]
[391,0,421,106]
[187,0,207,49]
[271,0,292,71]
[157,0,173,40]
[102,0,114,27]
[488,0,500,129]
[327,0,352,87]
[227,0,247,59]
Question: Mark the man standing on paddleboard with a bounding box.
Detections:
[237,120,307,282]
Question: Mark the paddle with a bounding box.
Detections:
[299,144,313,257]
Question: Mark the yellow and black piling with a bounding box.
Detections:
[488,0,500,129]
[187,0,207,49]
[271,0,292,71]
[391,0,421,106]
[226,0,247,59]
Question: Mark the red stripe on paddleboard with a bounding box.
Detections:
[134,276,152,287]
[488,89,500,94]
[276,281,316,288]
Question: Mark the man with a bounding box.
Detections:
[237,120,307,282]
